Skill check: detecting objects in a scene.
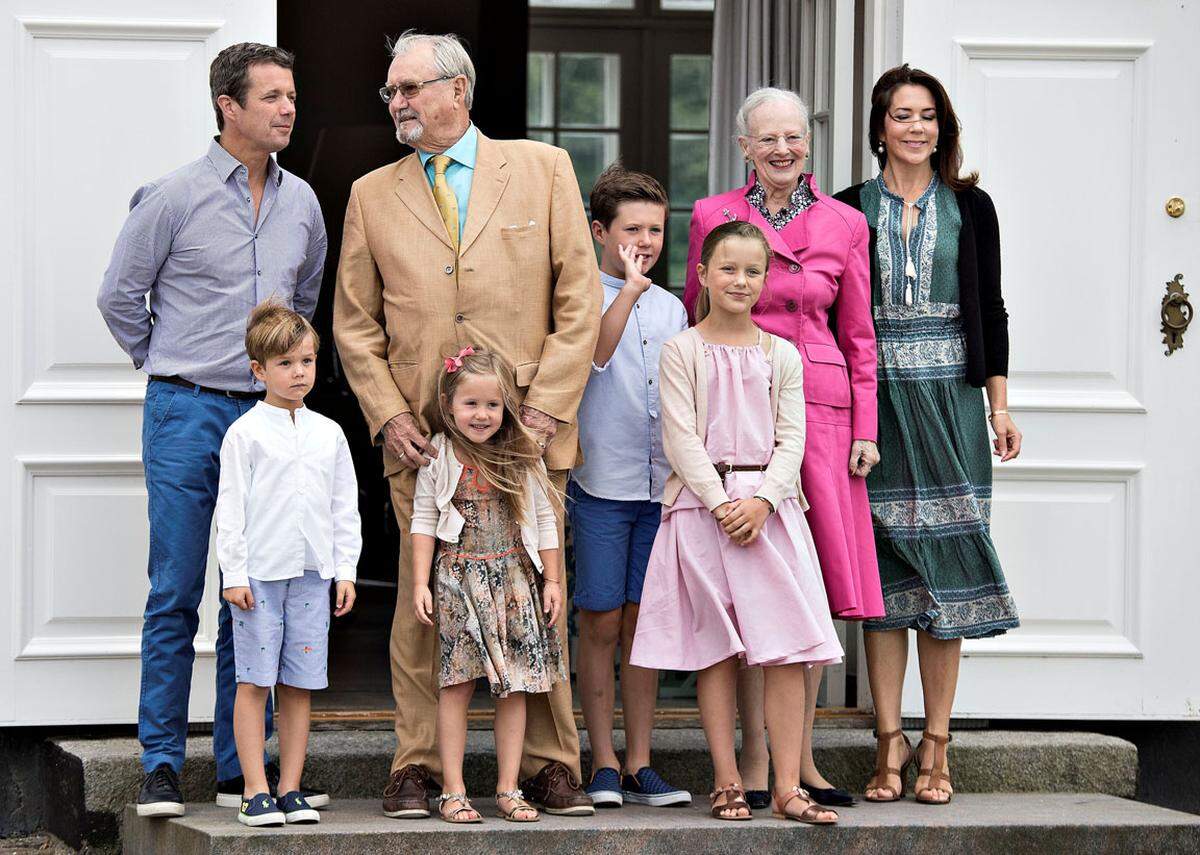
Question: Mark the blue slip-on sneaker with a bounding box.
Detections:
[277,791,321,824]
[621,767,692,807]
[237,792,285,827]
[585,767,623,807]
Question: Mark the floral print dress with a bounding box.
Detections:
[434,465,565,696]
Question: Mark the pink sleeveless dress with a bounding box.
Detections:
[630,342,843,670]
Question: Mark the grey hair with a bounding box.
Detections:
[387,30,476,109]
[735,87,810,137]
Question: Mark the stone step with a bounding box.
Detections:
[120,795,1200,855]
[48,728,1138,849]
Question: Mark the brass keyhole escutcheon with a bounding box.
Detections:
[1166,196,1185,218]
[1161,274,1192,355]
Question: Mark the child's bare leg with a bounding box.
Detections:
[619,603,658,772]
[577,608,622,771]
[437,681,478,819]
[234,684,271,797]
[275,684,311,795]
[698,656,747,818]
[764,664,836,822]
[494,692,536,819]
[736,666,769,792]
[799,664,833,788]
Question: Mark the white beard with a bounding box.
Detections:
[395,119,424,145]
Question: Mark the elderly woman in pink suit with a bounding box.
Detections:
[683,87,883,808]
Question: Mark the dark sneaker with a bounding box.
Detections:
[521,761,595,816]
[585,767,623,807]
[238,792,285,827]
[621,767,692,807]
[216,762,330,809]
[277,791,321,824]
[382,764,434,819]
[136,764,185,818]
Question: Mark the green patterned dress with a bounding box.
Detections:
[861,174,1019,639]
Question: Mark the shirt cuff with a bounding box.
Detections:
[590,360,610,373]
[334,564,357,583]
[222,572,250,590]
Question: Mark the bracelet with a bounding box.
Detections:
[988,409,1008,418]
[543,577,561,584]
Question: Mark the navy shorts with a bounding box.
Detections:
[568,481,662,612]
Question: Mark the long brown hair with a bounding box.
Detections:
[868,63,978,191]
[433,348,560,522]
[693,220,773,322]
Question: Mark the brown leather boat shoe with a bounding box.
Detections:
[521,761,595,816]
[382,764,435,819]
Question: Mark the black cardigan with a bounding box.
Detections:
[833,181,1009,387]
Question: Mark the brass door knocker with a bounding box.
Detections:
[1161,274,1192,355]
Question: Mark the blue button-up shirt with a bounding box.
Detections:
[571,271,689,502]
[97,139,327,392]
[417,124,477,243]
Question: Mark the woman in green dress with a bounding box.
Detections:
[835,64,1022,806]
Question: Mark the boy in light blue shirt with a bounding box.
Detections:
[570,165,689,807]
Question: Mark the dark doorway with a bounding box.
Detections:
[276,0,529,713]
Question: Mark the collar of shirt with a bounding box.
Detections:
[600,270,632,291]
[745,173,816,230]
[206,137,283,187]
[876,171,940,208]
[418,123,478,174]
[254,399,308,425]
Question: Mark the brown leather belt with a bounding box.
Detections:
[713,463,768,478]
[150,375,263,400]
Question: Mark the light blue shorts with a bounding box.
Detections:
[230,570,330,690]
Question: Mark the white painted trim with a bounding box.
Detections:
[954,38,1153,61]
[16,17,224,40]
[18,380,147,405]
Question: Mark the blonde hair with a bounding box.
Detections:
[693,221,773,322]
[245,300,319,364]
[434,348,560,523]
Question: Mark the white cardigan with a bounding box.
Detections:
[659,327,809,513]
[410,433,559,573]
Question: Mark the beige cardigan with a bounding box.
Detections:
[659,327,809,513]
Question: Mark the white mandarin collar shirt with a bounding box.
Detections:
[216,401,361,589]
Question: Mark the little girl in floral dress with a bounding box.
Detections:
[411,348,565,824]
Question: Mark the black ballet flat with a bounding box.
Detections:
[800,781,856,807]
[744,789,771,810]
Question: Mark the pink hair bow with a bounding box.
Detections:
[443,346,476,374]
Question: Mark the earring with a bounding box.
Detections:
[932,145,938,153]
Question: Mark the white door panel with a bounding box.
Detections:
[1,0,276,725]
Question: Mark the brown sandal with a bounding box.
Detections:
[709,784,753,821]
[772,786,838,825]
[438,793,482,824]
[914,731,954,805]
[495,789,539,822]
[864,728,914,802]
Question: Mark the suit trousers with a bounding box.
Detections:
[386,466,581,781]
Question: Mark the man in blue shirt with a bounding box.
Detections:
[97,42,327,818]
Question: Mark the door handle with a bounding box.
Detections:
[1161,274,1192,355]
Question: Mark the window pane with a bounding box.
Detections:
[558,53,620,128]
[659,0,714,9]
[670,54,711,130]
[532,0,633,7]
[559,132,619,201]
[667,210,692,292]
[670,133,708,206]
[529,130,555,145]
[527,52,554,128]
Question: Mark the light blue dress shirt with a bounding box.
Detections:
[571,271,689,502]
[417,124,478,243]
[96,139,327,392]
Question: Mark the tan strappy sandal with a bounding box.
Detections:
[864,728,914,802]
[914,731,954,805]
[772,786,838,825]
[708,784,753,821]
[438,792,482,824]
[495,789,540,822]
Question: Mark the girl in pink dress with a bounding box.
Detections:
[630,221,842,825]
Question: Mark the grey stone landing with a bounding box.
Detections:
[120,795,1200,855]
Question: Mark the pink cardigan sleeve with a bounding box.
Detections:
[837,213,879,442]
[682,200,707,324]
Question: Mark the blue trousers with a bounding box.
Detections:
[139,380,272,779]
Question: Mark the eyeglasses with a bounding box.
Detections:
[887,112,938,126]
[378,75,455,104]
[747,134,808,151]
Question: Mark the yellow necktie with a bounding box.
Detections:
[431,154,459,254]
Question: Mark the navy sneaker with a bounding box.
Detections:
[238,792,285,827]
[136,764,185,818]
[277,791,321,824]
[585,767,623,807]
[621,767,692,807]
[216,762,330,809]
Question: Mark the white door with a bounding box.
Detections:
[0,1,276,725]
[864,0,1200,719]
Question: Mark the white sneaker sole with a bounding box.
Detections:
[238,812,286,827]
[284,809,321,824]
[136,801,185,818]
[623,790,693,807]
[218,792,330,808]
[588,789,623,807]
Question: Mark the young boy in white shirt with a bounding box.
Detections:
[216,302,361,827]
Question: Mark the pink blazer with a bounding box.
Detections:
[683,174,877,442]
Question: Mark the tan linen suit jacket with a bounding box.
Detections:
[332,131,601,472]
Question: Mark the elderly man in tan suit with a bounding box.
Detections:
[333,32,600,818]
